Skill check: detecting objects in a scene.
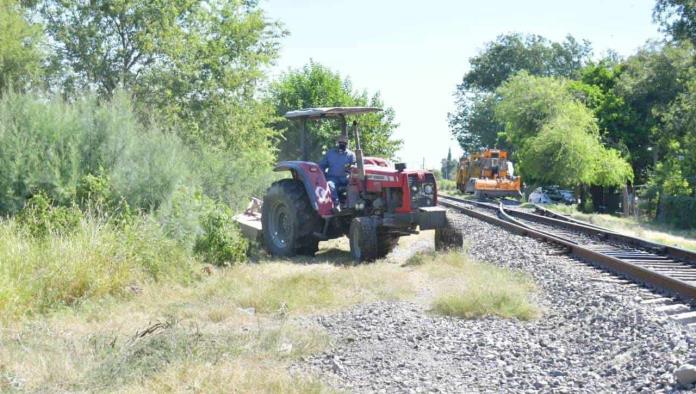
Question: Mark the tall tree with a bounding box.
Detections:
[460,33,592,92]
[449,33,592,153]
[270,61,402,161]
[495,73,633,188]
[448,92,505,153]
[0,0,43,93]
[612,42,695,181]
[38,0,286,153]
[440,147,457,180]
[654,0,696,45]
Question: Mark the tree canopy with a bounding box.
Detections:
[0,0,43,93]
[461,33,592,92]
[495,73,633,188]
[270,61,402,161]
[38,0,286,155]
[449,33,593,153]
[654,0,696,46]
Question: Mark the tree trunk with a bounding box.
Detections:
[622,183,630,217]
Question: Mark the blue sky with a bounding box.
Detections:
[264,0,663,169]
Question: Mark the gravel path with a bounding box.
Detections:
[295,211,696,393]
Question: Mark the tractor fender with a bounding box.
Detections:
[274,161,334,216]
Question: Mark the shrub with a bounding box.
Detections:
[438,179,457,192]
[659,196,696,229]
[193,201,248,266]
[76,171,113,208]
[0,92,190,215]
[0,215,196,319]
[16,192,83,238]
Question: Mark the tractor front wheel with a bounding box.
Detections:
[435,214,464,251]
[377,230,400,258]
[349,217,379,262]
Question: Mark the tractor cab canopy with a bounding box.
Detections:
[284,107,381,119]
[284,107,382,161]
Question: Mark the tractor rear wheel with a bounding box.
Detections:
[349,217,379,262]
[435,214,464,251]
[262,179,320,257]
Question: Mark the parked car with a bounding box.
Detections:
[528,186,575,205]
[528,187,552,204]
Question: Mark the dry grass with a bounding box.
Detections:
[546,204,696,252]
[207,261,415,315]
[0,233,539,392]
[119,358,333,393]
[0,315,331,392]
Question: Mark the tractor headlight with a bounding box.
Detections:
[423,184,434,194]
[411,186,418,192]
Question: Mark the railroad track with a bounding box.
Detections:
[438,194,696,303]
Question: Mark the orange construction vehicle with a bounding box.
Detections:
[455,149,521,198]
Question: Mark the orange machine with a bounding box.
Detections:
[455,149,521,198]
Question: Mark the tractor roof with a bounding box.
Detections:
[284,107,382,119]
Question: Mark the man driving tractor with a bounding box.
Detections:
[318,134,356,210]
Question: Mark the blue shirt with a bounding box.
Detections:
[319,148,356,178]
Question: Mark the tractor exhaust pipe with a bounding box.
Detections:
[352,120,365,180]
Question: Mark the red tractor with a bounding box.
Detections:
[244,107,461,262]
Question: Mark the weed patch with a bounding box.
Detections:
[87,319,327,390]
[424,252,539,320]
[206,262,415,315]
[0,216,196,320]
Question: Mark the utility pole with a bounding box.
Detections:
[422,157,425,169]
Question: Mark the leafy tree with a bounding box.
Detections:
[567,62,644,182]
[270,61,402,160]
[656,65,696,193]
[0,0,43,93]
[440,148,457,180]
[494,72,574,147]
[449,33,591,154]
[448,92,505,153]
[612,42,695,181]
[461,33,592,92]
[495,73,633,188]
[654,0,696,45]
[38,0,285,155]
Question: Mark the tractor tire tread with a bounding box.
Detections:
[435,213,465,251]
[262,179,321,257]
[350,217,379,262]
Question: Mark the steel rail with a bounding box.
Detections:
[438,195,696,302]
[440,195,696,265]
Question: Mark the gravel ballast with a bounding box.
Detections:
[295,211,696,393]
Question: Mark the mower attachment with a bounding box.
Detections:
[233,197,263,243]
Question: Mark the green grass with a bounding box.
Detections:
[200,260,416,315]
[546,204,696,252]
[425,252,539,321]
[0,216,197,320]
